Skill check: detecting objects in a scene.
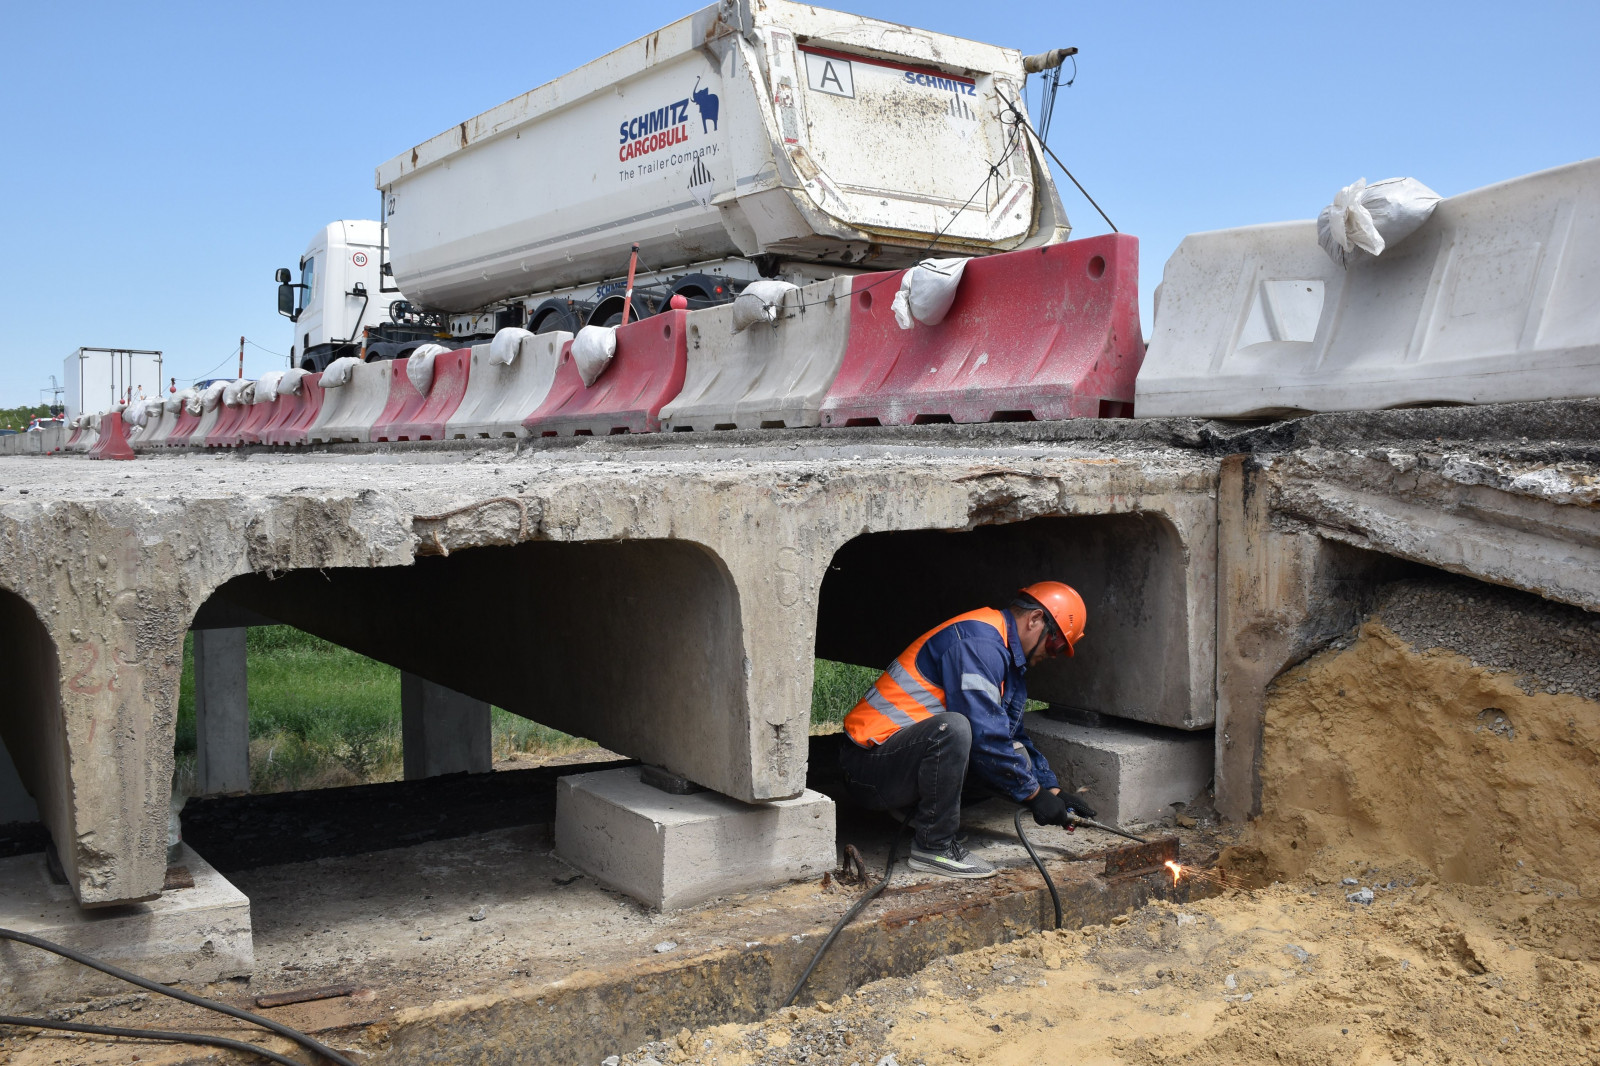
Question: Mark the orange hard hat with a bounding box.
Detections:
[1018,581,1086,656]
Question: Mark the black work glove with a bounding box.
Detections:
[1064,796,1098,820]
[1028,790,1067,826]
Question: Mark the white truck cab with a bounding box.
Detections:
[276,220,399,371]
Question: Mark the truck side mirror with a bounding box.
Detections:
[278,282,299,321]
[275,267,292,284]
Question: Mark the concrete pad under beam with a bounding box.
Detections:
[555,767,836,910]
[1026,714,1214,828]
[0,843,253,1012]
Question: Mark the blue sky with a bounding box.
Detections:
[1,1,1594,407]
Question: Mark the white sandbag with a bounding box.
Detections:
[277,368,310,396]
[405,343,454,395]
[319,356,362,388]
[490,327,533,367]
[891,257,969,329]
[253,370,287,403]
[1317,176,1441,268]
[198,380,230,413]
[222,379,254,406]
[167,389,196,413]
[571,325,617,387]
[730,279,798,332]
[124,399,150,427]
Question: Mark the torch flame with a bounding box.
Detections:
[1165,860,1184,884]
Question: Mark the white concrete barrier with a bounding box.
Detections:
[70,415,100,454]
[660,276,854,431]
[308,358,392,444]
[1137,158,1600,417]
[444,332,567,439]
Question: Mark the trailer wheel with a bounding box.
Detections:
[530,298,589,335]
[586,293,653,329]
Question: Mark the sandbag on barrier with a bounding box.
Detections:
[70,415,99,454]
[260,370,322,446]
[523,310,688,436]
[1136,158,1600,417]
[133,399,175,449]
[166,391,207,447]
[446,333,567,439]
[661,275,854,431]
[371,349,472,441]
[237,371,287,445]
[818,236,1144,426]
[87,411,135,461]
[308,358,392,443]
[370,359,428,442]
[203,381,254,447]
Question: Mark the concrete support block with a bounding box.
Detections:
[193,628,250,796]
[0,739,38,824]
[1026,714,1214,828]
[555,767,836,910]
[0,843,253,1011]
[401,673,492,779]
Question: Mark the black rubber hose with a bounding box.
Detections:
[0,926,357,1066]
[0,1014,306,1066]
[1013,807,1063,930]
[782,823,908,1008]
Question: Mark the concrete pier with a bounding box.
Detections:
[193,627,250,796]
[401,673,492,779]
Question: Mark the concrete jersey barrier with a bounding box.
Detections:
[261,373,325,446]
[1136,157,1600,417]
[819,236,1144,426]
[447,334,567,439]
[660,276,854,432]
[375,350,472,441]
[523,310,688,436]
[309,360,392,444]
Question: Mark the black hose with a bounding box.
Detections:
[1013,807,1062,930]
[782,823,908,1008]
[0,1014,307,1066]
[0,926,357,1066]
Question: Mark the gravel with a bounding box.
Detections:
[1375,576,1600,700]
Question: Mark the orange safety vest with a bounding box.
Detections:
[843,608,1009,747]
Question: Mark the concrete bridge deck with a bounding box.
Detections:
[1,406,1596,910]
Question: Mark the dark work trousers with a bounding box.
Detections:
[837,713,971,851]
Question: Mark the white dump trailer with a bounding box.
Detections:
[370,0,1070,338]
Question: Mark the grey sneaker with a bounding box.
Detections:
[908,840,997,879]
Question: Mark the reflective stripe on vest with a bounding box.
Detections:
[843,608,1009,747]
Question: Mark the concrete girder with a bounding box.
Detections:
[0,446,1219,906]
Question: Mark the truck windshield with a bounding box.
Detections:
[299,257,316,313]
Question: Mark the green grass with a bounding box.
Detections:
[177,630,883,792]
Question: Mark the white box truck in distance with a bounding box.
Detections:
[279,0,1074,369]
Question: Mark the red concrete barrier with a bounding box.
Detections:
[63,423,84,450]
[261,374,325,446]
[384,349,471,441]
[522,310,688,436]
[236,395,279,445]
[166,404,202,447]
[87,411,135,461]
[818,235,1144,426]
[370,359,429,442]
[204,392,253,447]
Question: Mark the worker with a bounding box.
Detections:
[838,582,1094,879]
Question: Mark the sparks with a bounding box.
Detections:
[1165,860,1185,884]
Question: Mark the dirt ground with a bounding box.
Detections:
[620,593,1600,1066]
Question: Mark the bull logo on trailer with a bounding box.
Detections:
[691,76,719,132]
